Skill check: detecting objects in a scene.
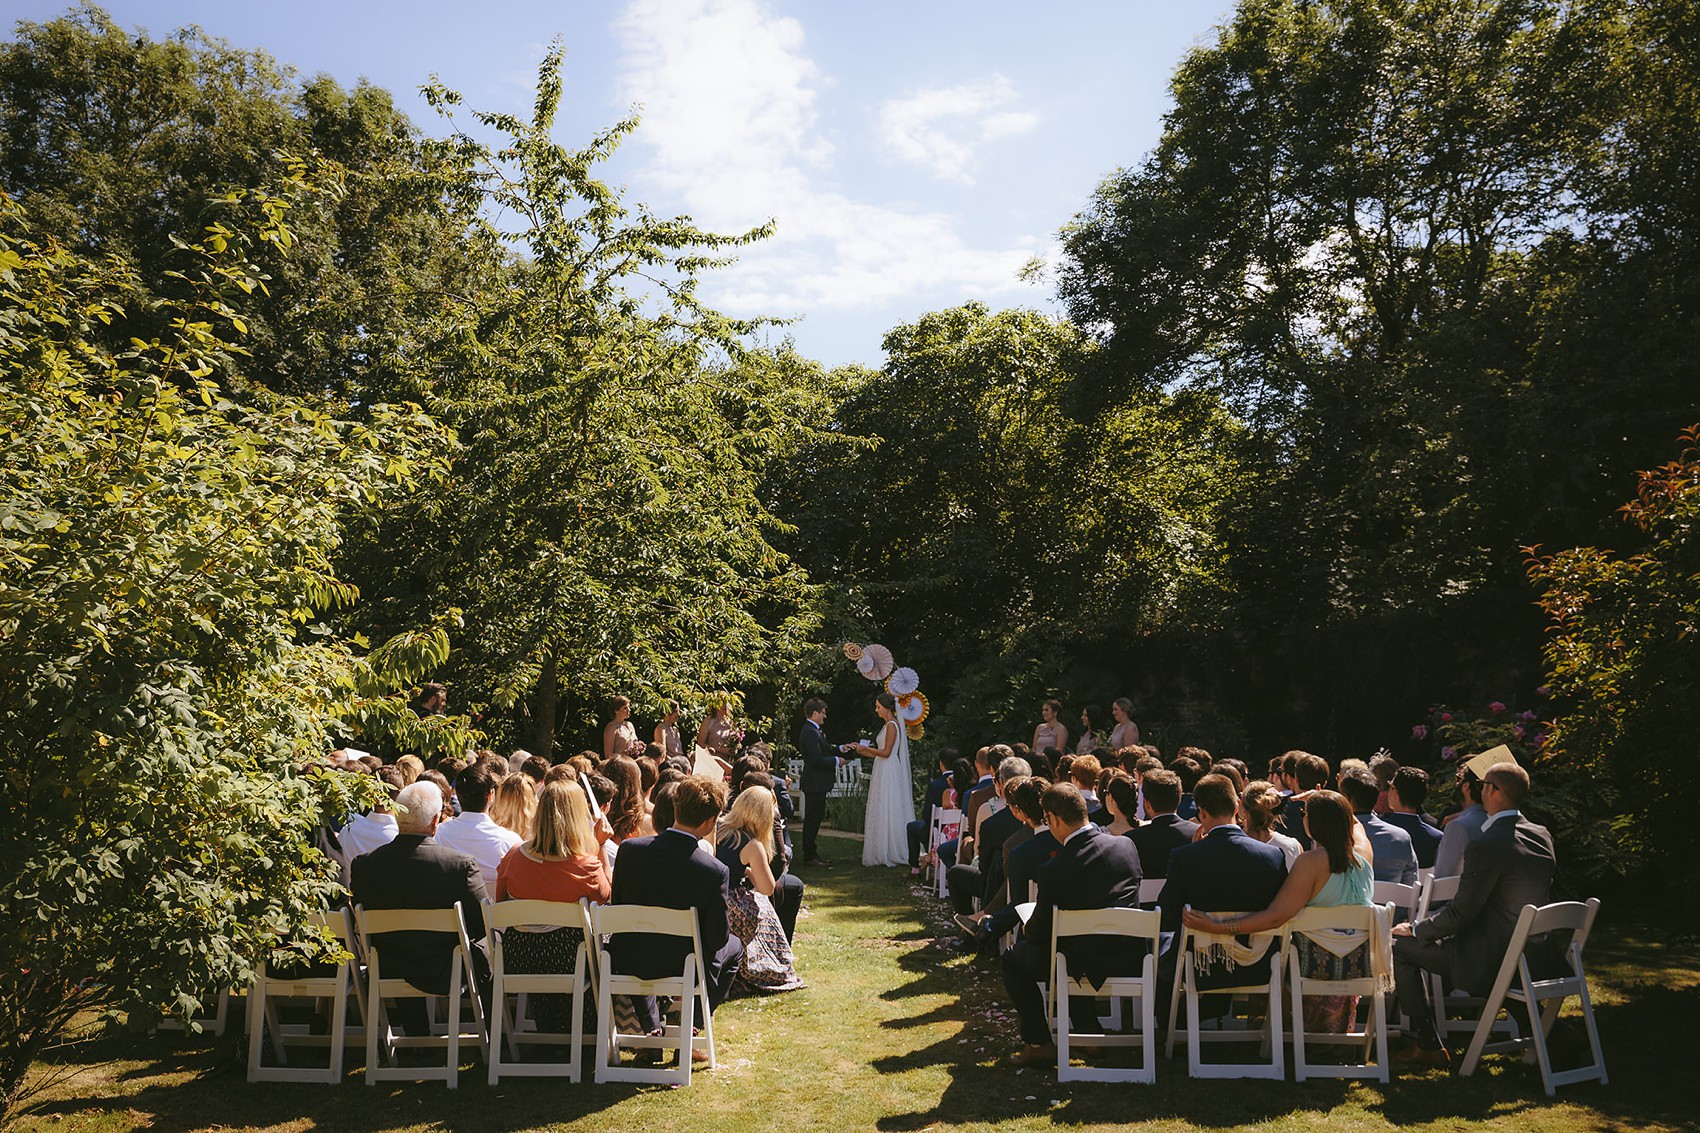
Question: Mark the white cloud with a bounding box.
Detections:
[611,0,1036,316]
[878,76,1040,184]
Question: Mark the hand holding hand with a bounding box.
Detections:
[1391,922,1414,938]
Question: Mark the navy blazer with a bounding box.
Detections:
[1026,827,1144,987]
[609,829,741,981]
[797,719,837,794]
[974,805,1024,906]
[918,772,951,830]
[1159,826,1287,986]
[1415,814,1556,995]
[1005,828,1060,913]
[1127,813,1199,879]
[1384,810,1444,869]
[350,834,487,995]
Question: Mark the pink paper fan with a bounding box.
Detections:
[861,643,894,681]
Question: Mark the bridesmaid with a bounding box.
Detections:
[1109,697,1141,750]
[1032,698,1069,756]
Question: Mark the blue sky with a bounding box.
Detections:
[10,1,1235,367]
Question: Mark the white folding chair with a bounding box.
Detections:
[1051,907,1161,1083]
[486,898,595,1083]
[1284,903,1393,1082]
[247,908,364,1083]
[1457,898,1607,1094]
[154,989,235,1037]
[1165,920,1286,1079]
[1373,881,1419,924]
[927,807,962,898]
[1414,873,1520,1047]
[356,902,486,1087]
[592,904,715,1086]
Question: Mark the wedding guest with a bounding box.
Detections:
[341,766,405,861]
[1068,754,1104,819]
[604,755,653,842]
[1109,697,1141,749]
[1240,779,1303,867]
[1000,783,1142,1067]
[909,748,958,876]
[1102,774,1139,836]
[1077,704,1106,753]
[520,754,550,786]
[1127,769,1196,878]
[434,760,522,892]
[1278,751,1332,849]
[1340,767,1415,886]
[419,770,456,824]
[956,776,1056,946]
[488,772,537,841]
[1393,762,1555,1064]
[715,786,804,991]
[1032,699,1069,758]
[494,781,612,1032]
[1384,767,1444,869]
[603,696,641,761]
[1209,761,1246,794]
[1433,765,1490,877]
[948,756,1029,917]
[1369,752,1401,814]
[395,754,424,786]
[1169,751,1207,820]
[1183,789,1375,1035]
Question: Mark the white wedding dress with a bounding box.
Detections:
[862,719,915,867]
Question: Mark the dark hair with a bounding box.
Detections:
[1142,768,1182,814]
[611,694,631,713]
[1133,753,1163,776]
[434,755,467,779]
[1368,752,1400,786]
[605,755,647,840]
[1209,762,1246,794]
[521,754,550,784]
[1240,780,1284,837]
[1105,775,1140,823]
[454,760,499,813]
[1081,704,1105,734]
[936,746,960,769]
[651,781,679,832]
[735,768,774,801]
[674,775,728,827]
[584,771,616,811]
[1279,751,1301,779]
[636,755,659,795]
[803,697,826,717]
[1304,790,1356,874]
[1192,773,1238,820]
[1169,756,1204,793]
[1142,743,1162,762]
[950,758,976,797]
[1391,766,1429,809]
[1338,766,1381,813]
[1456,766,1484,804]
[1042,698,1062,717]
[374,765,406,798]
[415,682,446,712]
[1040,781,1088,825]
[1054,754,1077,782]
[876,691,897,714]
[1006,776,1045,824]
[1291,751,1331,791]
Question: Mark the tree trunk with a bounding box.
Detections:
[531,652,559,759]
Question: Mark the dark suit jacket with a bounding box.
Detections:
[974,806,1024,909]
[1127,813,1198,879]
[918,772,951,830]
[350,833,487,994]
[1384,810,1444,869]
[797,720,837,794]
[609,828,742,982]
[1277,794,1313,849]
[1005,828,1060,914]
[1414,814,1556,995]
[1159,825,1288,987]
[963,780,996,840]
[769,776,796,822]
[1026,827,1144,987]
[1360,812,1419,886]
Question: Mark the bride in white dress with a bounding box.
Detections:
[848,692,915,867]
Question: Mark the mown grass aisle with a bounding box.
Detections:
[11,830,1696,1132]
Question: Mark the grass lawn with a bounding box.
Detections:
[10,830,1691,1133]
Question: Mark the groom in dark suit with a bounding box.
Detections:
[1392,759,1556,1063]
[797,697,838,866]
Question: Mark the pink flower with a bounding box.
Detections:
[1441,746,1458,761]
[1489,701,1507,715]
[1533,732,1549,747]
[1512,724,1526,739]
[1411,725,1429,740]
[1440,712,1454,723]
[1536,685,1551,697]
[1521,709,1537,722]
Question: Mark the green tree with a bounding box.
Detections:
[0,183,446,1116]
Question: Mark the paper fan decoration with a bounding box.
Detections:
[896,691,928,724]
[842,641,864,662]
[907,722,925,740]
[857,643,894,681]
[886,666,920,696]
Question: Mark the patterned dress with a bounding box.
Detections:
[1295,853,1374,1034]
[717,831,805,992]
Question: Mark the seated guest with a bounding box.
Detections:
[494,780,612,1032]
[956,776,1055,946]
[608,775,743,1045]
[488,772,536,840]
[1393,761,1555,1064]
[1339,766,1415,886]
[960,746,1005,853]
[1157,774,1288,1023]
[434,760,522,892]
[1000,782,1143,1067]
[1433,765,1490,877]
[1101,774,1139,836]
[1130,752,1164,820]
[732,769,804,943]
[395,754,425,785]
[1277,751,1332,849]
[714,786,804,992]
[341,766,405,862]
[1384,767,1444,869]
[1369,751,1400,814]
[1184,789,1375,1035]
[948,755,1030,917]
[520,753,551,786]
[350,781,488,1034]
[1127,769,1196,879]
[1240,779,1303,867]
[1068,754,1104,821]
[603,755,654,843]
[928,758,976,872]
[908,749,958,877]
[1170,750,1208,820]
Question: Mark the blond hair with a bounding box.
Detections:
[488,774,536,840]
[530,780,597,858]
[717,785,775,861]
[395,754,424,785]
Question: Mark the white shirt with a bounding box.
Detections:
[1480,808,1521,834]
[433,811,522,891]
[339,812,397,863]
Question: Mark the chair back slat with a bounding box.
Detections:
[1054,906,1161,941]
[488,898,593,933]
[593,903,697,939]
[357,906,464,935]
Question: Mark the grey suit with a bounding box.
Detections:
[1394,812,1556,1037]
